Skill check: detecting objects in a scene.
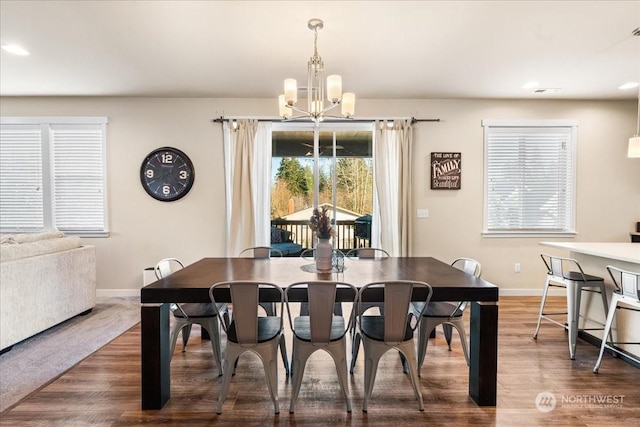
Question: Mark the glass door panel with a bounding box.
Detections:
[271,123,373,252]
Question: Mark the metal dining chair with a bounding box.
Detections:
[285,280,358,413]
[350,280,433,412]
[209,280,289,414]
[239,246,283,259]
[345,247,390,260]
[239,246,283,316]
[410,257,481,373]
[154,258,228,373]
[299,248,345,316]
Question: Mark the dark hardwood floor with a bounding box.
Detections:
[1,297,639,426]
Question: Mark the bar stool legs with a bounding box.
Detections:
[593,265,640,373]
[534,254,611,360]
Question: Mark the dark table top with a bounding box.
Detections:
[141,257,499,304]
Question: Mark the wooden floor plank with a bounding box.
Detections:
[1,296,639,426]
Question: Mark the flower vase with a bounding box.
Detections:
[315,238,333,271]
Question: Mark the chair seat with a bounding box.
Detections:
[558,271,604,283]
[226,317,282,344]
[293,316,345,342]
[360,316,413,342]
[172,302,226,318]
[413,301,463,318]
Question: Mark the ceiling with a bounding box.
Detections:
[1,1,639,100]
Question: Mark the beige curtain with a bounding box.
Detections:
[223,119,272,257]
[373,119,413,257]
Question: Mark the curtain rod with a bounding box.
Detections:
[211,116,440,124]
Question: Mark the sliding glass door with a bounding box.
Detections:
[271,122,374,251]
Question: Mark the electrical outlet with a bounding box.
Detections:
[416,209,429,218]
[515,263,521,273]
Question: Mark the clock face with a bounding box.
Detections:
[140,147,195,201]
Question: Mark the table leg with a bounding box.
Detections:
[141,303,171,409]
[469,301,498,406]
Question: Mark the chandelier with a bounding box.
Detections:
[278,19,355,125]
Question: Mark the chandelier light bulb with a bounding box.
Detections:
[284,79,297,106]
[278,95,293,118]
[327,75,342,103]
[341,93,355,117]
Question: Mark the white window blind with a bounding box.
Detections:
[51,124,106,232]
[0,125,44,231]
[0,118,108,235]
[483,120,576,236]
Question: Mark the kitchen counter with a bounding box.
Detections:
[539,242,640,265]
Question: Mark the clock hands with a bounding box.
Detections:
[146,169,173,184]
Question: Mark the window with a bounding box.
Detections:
[482,119,577,237]
[0,117,108,236]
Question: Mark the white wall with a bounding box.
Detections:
[1,97,638,295]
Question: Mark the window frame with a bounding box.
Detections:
[0,116,109,237]
[482,119,578,238]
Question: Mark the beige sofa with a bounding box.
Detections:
[0,231,96,352]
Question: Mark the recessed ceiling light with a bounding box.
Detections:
[1,44,30,55]
[522,81,540,89]
[618,82,639,90]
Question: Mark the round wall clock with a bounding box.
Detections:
[140,147,195,202]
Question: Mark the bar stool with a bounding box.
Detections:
[533,254,610,359]
[593,265,640,373]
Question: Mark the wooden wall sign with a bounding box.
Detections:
[431,152,461,190]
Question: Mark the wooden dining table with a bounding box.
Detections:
[140,256,499,409]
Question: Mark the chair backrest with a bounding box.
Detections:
[209,281,284,344]
[451,257,482,278]
[346,248,390,259]
[540,253,587,281]
[285,281,357,343]
[239,246,282,259]
[154,258,184,280]
[155,258,188,317]
[358,280,433,344]
[607,265,640,301]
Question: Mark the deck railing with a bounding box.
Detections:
[271,219,370,252]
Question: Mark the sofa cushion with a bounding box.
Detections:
[1,230,65,244]
[270,227,282,243]
[0,236,82,262]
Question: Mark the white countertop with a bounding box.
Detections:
[540,242,640,264]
